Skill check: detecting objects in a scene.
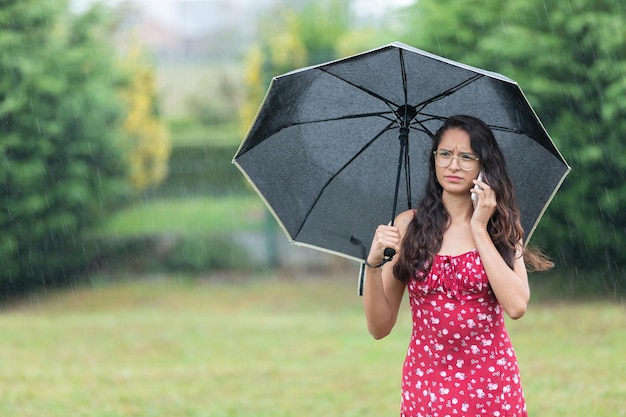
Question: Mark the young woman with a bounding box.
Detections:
[363,115,552,417]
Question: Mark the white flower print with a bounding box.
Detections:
[401,250,527,417]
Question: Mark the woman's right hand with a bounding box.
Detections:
[367,223,401,266]
[364,219,407,339]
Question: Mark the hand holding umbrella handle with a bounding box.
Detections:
[365,247,396,268]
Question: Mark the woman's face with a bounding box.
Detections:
[434,128,481,197]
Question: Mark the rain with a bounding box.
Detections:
[0,0,624,416]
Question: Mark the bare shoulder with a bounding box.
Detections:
[395,209,415,234]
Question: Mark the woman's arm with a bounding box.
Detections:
[363,210,412,339]
[471,178,529,319]
[472,230,529,319]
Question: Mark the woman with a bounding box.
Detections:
[363,115,552,417]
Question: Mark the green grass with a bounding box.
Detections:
[0,272,624,416]
[94,195,266,237]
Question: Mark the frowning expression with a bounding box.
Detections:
[434,128,481,195]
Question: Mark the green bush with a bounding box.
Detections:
[0,2,129,292]
[163,235,249,272]
[85,234,250,275]
[144,144,246,197]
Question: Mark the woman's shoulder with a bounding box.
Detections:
[396,208,416,221]
[395,209,416,233]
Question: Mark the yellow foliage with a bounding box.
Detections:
[240,22,308,132]
[118,43,171,192]
[241,46,265,131]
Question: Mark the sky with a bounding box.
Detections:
[71,0,414,36]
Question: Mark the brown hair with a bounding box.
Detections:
[393,115,553,282]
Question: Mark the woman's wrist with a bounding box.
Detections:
[365,257,387,268]
[470,226,492,247]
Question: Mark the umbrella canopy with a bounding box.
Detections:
[233,42,570,263]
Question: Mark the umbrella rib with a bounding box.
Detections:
[412,111,526,138]
[410,124,436,139]
[318,67,401,111]
[400,49,409,108]
[410,76,528,139]
[294,120,397,239]
[255,111,398,141]
[488,124,525,135]
[416,112,525,135]
[291,111,395,125]
[414,74,484,111]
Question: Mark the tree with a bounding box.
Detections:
[241,0,355,128]
[0,1,129,293]
[118,42,170,192]
[400,0,626,273]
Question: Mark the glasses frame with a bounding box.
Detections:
[433,150,480,171]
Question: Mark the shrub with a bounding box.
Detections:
[0,2,129,292]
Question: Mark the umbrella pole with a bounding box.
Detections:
[384,126,410,259]
[389,126,410,225]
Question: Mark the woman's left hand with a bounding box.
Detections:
[470,178,497,229]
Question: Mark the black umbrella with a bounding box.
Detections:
[233,42,570,272]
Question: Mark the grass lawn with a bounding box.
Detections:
[0,272,624,417]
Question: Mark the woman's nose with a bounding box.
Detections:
[449,156,462,170]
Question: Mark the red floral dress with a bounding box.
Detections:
[401,249,527,417]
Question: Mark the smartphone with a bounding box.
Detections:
[471,170,484,205]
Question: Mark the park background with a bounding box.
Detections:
[0,0,624,416]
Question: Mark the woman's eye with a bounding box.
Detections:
[439,151,452,158]
[460,154,476,161]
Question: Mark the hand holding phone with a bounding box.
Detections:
[471,170,484,207]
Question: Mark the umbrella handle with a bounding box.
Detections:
[351,235,395,264]
[384,248,396,258]
[354,240,395,297]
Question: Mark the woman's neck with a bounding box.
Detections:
[442,192,473,223]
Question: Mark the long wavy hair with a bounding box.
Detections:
[393,115,552,282]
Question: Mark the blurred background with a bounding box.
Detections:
[1,1,625,416]
[2,0,625,295]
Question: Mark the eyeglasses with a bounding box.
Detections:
[433,150,480,171]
